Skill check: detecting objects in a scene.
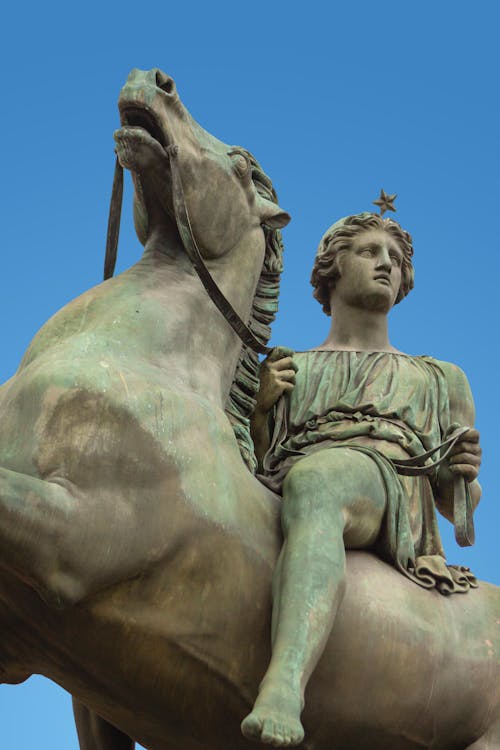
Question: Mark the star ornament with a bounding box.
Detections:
[372,189,397,216]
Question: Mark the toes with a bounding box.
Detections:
[261,719,296,747]
[274,720,304,747]
[261,718,279,744]
[242,711,304,747]
[241,712,263,740]
[292,725,305,745]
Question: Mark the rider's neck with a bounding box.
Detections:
[318,299,398,353]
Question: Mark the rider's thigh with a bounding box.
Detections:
[281,447,386,547]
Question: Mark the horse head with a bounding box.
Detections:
[115,67,290,260]
[114,68,290,471]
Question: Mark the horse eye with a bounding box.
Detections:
[230,153,250,178]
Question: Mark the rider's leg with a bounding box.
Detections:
[242,447,387,746]
[73,698,135,750]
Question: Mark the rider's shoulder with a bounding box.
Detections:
[421,356,471,390]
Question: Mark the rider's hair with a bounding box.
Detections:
[310,213,414,315]
[225,148,284,473]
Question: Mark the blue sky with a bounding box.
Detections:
[2,1,499,747]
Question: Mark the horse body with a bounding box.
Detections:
[2,547,498,750]
[0,499,279,749]
[0,68,498,750]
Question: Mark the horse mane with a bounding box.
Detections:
[224,148,285,473]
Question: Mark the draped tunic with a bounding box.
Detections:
[260,351,477,595]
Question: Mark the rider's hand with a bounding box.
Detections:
[254,346,298,415]
[448,428,482,483]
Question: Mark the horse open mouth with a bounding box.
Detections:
[119,106,167,147]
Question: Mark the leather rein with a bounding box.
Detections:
[391,425,475,547]
[103,145,271,355]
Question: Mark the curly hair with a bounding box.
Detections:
[310,213,414,315]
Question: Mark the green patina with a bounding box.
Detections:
[0,70,497,750]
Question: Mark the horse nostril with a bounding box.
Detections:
[155,70,176,95]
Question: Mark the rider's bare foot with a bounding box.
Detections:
[241,682,304,746]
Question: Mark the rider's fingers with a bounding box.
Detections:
[449,452,481,467]
[277,380,295,393]
[449,463,479,481]
[267,346,295,363]
[275,369,296,382]
[269,356,295,371]
[450,441,482,456]
[271,357,298,373]
[460,428,480,443]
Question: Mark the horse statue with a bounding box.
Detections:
[0,68,498,750]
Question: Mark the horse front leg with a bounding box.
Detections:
[73,699,135,750]
[0,466,172,607]
[0,597,32,685]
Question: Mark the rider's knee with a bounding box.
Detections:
[282,461,334,522]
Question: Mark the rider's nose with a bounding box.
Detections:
[376,247,392,272]
[154,69,176,96]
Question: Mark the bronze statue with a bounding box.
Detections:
[0,69,498,750]
[242,208,482,746]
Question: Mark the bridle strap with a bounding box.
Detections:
[103,156,124,281]
[103,146,271,356]
[391,426,469,476]
[165,144,271,355]
[452,475,475,547]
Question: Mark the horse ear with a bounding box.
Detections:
[258,196,291,229]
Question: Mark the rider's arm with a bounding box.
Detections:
[251,348,297,471]
[435,362,482,523]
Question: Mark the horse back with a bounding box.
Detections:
[306,552,500,749]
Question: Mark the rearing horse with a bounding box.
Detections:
[0,69,499,750]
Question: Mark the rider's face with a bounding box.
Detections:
[333,229,403,313]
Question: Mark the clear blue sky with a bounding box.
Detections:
[2,1,499,747]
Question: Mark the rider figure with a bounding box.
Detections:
[241,209,482,747]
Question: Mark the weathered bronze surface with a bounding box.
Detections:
[242,213,489,746]
[0,69,498,750]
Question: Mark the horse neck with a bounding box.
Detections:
[130,228,264,409]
